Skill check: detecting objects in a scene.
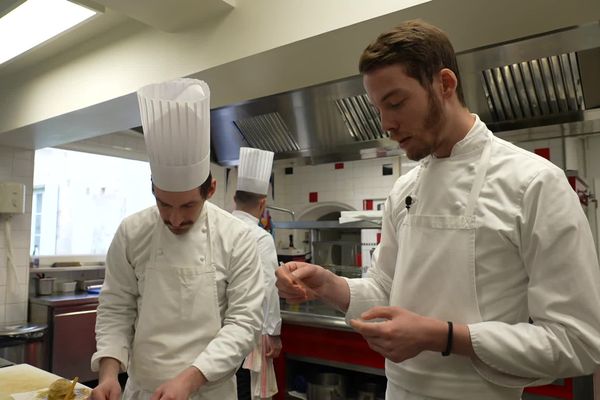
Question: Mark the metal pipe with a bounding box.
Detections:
[267,205,295,221]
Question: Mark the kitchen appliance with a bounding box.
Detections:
[35,277,55,296]
[307,373,346,400]
[76,279,104,292]
[0,324,47,369]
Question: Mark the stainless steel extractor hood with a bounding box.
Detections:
[210,75,396,166]
[127,22,594,167]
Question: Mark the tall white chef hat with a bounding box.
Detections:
[236,147,274,195]
[137,78,211,192]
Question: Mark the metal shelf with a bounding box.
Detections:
[273,220,380,229]
[30,265,105,273]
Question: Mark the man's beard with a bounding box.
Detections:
[406,89,445,161]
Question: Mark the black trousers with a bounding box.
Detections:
[236,364,251,400]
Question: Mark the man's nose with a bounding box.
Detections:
[380,111,397,135]
[169,210,183,227]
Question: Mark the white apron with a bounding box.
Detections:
[124,209,236,400]
[387,137,521,400]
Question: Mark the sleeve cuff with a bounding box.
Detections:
[90,347,129,373]
[469,323,551,388]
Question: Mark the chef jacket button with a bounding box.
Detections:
[454,201,463,210]
[157,249,163,255]
[199,256,206,263]
[468,163,476,171]
[201,227,207,233]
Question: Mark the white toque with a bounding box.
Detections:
[237,147,274,195]
[137,78,211,192]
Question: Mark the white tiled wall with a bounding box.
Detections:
[0,145,35,324]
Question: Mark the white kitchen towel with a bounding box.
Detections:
[339,210,383,224]
[243,335,278,399]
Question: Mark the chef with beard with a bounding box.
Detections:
[91,78,264,400]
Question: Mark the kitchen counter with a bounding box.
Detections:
[0,364,89,400]
[29,293,99,307]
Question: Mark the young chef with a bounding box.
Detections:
[91,78,264,400]
[232,147,282,400]
[276,20,600,399]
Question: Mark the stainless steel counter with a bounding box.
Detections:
[280,300,351,331]
[29,292,99,307]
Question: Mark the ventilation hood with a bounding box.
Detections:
[208,22,600,166]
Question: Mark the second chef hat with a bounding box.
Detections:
[137,78,211,192]
[237,147,274,195]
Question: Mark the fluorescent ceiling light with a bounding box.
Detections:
[0,0,96,65]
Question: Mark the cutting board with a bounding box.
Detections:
[0,364,61,400]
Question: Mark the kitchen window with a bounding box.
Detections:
[31,148,155,256]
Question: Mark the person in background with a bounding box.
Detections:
[91,79,264,400]
[233,147,282,400]
[275,19,600,400]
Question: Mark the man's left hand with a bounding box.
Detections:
[265,335,282,358]
[150,366,207,400]
[350,306,446,363]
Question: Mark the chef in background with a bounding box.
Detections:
[233,147,281,400]
[276,19,600,399]
[91,78,264,400]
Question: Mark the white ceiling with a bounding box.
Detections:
[0,0,235,76]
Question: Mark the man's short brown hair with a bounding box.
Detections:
[234,190,266,208]
[359,19,465,105]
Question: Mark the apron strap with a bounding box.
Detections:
[465,137,493,217]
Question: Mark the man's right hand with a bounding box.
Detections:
[91,379,121,400]
[91,358,122,400]
[275,262,330,303]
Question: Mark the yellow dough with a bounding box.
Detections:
[47,379,74,400]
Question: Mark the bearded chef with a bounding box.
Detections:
[91,78,264,400]
[275,20,600,400]
[232,148,281,400]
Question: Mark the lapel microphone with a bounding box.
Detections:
[405,196,413,210]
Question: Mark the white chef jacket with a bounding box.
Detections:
[346,115,600,398]
[92,201,264,397]
[232,210,281,336]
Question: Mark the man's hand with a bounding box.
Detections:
[91,379,121,400]
[265,335,282,358]
[275,262,327,303]
[91,358,122,400]
[350,306,448,363]
[276,262,351,311]
[150,367,207,400]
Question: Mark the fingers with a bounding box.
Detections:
[276,264,309,301]
[360,306,396,321]
[150,388,163,400]
[350,318,386,337]
[109,387,121,400]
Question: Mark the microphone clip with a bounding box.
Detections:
[405,195,413,210]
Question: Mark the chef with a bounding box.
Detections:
[232,147,281,400]
[91,78,264,400]
[275,20,600,399]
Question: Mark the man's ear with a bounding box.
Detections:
[207,178,217,199]
[439,68,458,99]
[259,197,267,214]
